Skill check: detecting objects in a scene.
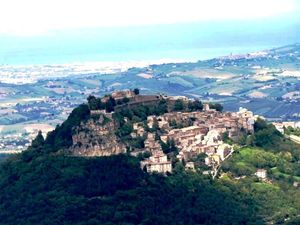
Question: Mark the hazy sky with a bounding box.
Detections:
[0,0,299,65]
[0,0,298,36]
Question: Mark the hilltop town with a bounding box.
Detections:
[1,44,300,156]
[69,89,256,176]
[3,88,300,225]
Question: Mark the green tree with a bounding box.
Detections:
[161,138,178,154]
[254,118,268,132]
[156,99,168,115]
[122,97,130,104]
[31,130,45,148]
[105,97,116,112]
[116,123,133,138]
[174,99,184,111]
[209,103,223,112]
[44,104,90,152]
[87,95,105,110]
[133,88,140,95]
[188,100,203,111]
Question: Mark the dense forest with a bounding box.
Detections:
[0,153,263,225]
[0,96,300,224]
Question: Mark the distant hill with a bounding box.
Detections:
[2,43,300,154]
[86,43,300,120]
[1,43,300,127]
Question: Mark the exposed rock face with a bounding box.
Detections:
[70,113,126,157]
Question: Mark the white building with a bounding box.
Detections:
[255,169,267,179]
[141,151,172,174]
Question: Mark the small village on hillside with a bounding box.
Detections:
[70,89,258,177]
[3,88,300,224]
[140,105,255,175]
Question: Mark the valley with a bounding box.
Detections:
[1,43,300,152]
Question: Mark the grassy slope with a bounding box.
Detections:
[222,147,300,223]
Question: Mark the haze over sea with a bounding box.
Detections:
[1,18,300,66]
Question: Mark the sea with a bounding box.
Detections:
[0,19,299,66]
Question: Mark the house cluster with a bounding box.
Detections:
[136,129,174,174]
[273,121,300,133]
[137,105,255,174]
[73,91,256,175]
[140,150,172,174]
[272,121,300,144]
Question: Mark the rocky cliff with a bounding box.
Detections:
[70,113,126,156]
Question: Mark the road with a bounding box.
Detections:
[0,150,23,154]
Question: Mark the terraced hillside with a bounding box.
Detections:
[1,44,300,151]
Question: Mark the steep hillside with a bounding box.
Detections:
[1,92,300,225]
[0,154,263,225]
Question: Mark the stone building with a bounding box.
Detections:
[131,123,145,138]
[144,133,162,152]
[141,150,172,174]
[111,90,135,100]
